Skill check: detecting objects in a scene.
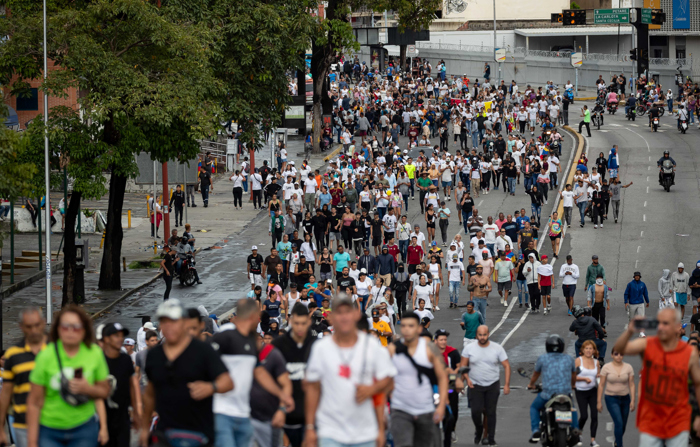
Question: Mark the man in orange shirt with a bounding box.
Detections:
[371,308,392,347]
[613,308,700,447]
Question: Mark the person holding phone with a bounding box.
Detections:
[26,305,111,447]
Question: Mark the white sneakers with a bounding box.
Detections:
[503,301,508,307]
[435,306,441,311]
[500,297,504,304]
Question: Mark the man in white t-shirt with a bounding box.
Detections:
[459,325,511,446]
[547,154,560,189]
[559,183,575,228]
[447,254,466,308]
[305,297,397,447]
[482,217,499,258]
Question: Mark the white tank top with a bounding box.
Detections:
[391,337,435,415]
[429,262,440,280]
[575,356,598,391]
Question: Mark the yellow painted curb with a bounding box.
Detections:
[557,126,586,218]
[323,144,343,162]
[576,97,597,101]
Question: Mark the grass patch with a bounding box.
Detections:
[128,261,161,269]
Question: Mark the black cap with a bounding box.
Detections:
[102,322,130,338]
[434,329,449,338]
[634,271,641,277]
[371,308,381,317]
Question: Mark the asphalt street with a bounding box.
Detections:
[95,107,700,446]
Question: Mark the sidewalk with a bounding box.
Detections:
[0,136,338,346]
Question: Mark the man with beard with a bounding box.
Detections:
[272,304,316,447]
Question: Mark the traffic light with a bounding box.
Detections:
[551,13,563,23]
[651,9,666,25]
[639,48,649,60]
[630,49,637,61]
[562,9,586,26]
[638,48,649,72]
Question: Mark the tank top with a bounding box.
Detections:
[391,337,435,415]
[320,254,331,273]
[575,357,598,391]
[637,337,692,439]
[429,263,440,280]
[269,201,280,213]
[343,216,353,226]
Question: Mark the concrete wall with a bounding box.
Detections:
[12,208,96,234]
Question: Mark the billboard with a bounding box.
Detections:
[673,0,690,29]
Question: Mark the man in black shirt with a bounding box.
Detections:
[160,245,175,300]
[311,209,328,251]
[460,192,475,233]
[248,245,264,290]
[169,185,186,227]
[336,267,356,295]
[141,299,233,447]
[272,304,315,447]
[102,322,139,447]
[199,167,212,208]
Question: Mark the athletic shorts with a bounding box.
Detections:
[498,281,512,292]
[549,234,561,240]
[676,292,688,305]
[372,237,382,247]
[330,232,341,241]
[540,285,552,295]
[250,274,263,287]
[562,284,576,298]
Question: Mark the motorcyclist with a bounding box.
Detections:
[625,94,637,117]
[527,335,580,444]
[541,116,555,133]
[569,305,607,360]
[677,103,689,130]
[657,150,677,185]
[606,90,618,108]
[176,236,202,284]
[648,102,660,131]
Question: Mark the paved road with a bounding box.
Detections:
[95,108,700,446]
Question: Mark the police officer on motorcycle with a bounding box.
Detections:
[527,335,580,444]
[657,150,677,185]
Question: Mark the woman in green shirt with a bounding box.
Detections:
[27,305,110,447]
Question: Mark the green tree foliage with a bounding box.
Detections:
[0,102,36,249]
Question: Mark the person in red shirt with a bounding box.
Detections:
[613,308,700,446]
[495,212,507,229]
[407,236,424,275]
[330,181,343,206]
[386,238,400,263]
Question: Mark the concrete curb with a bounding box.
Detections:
[1,261,65,299]
[557,126,586,218]
[323,145,343,162]
[90,272,163,320]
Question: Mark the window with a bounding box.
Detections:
[15,88,38,111]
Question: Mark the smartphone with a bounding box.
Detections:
[74,367,83,379]
[634,319,659,331]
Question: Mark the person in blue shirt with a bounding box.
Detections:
[527,335,580,444]
[623,271,650,333]
[516,209,531,230]
[317,185,332,209]
[333,245,351,274]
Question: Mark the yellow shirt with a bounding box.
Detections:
[372,320,392,347]
[405,164,416,179]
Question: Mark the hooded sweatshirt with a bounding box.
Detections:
[607,148,619,170]
[672,267,690,294]
[658,269,672,298]
[690,267,700,298]
[624,279,649,305]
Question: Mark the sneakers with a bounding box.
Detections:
[411,196,415,200]
[568,309,572,316]
[543,308,548,315]
[500,297,504,304]
[529,431,541,443]
[568,224,572,228]
[503,301,508,307]
[591,440,600,447]
[594,225,598,229]
[615,218,618,223]
[600,224,603,228]
[435,306,441,311]
[525,303,530,309]
[519,303,523,308]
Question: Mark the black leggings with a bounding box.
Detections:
[576,388,598,438]
[481,171,491,190]
[439,219,449,244]
[232,187,243,207]
[519,120,527,134]
[493,170,500,188]
[252,190,262,209]
[342,226,352,249]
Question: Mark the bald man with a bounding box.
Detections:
[614,309,700,447]
[460,326,511,446]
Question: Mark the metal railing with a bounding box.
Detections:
[412,42,690,67]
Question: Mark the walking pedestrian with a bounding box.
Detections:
[596,350,635,447]
[160,244,175,300]
[575,341,600,447]
[623,272,649,335]
[579,105,591,137]
[170,184,185,227]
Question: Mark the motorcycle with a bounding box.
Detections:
[590,106,604,130]
[549,140,561,157]
[651,116,659,132]
[565,88,574,104]
[661,159,674,192]
[530,384,580,447]
[606,102,618,114]
[178,254,198,286]
[680,118,688,134]
[626,107,636,121]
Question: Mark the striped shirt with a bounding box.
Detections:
[2,342,45,427]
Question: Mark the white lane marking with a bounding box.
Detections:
[635,260,639,268]
[657,130,665,133]
[644,201,647,207]
[646,186,649,193]
[648,166,651,171]
[498,130,577,345]
[646,177,649,182]
[609,123,622,127]
[637,246,641,253]
[641,231,644,237]
[643,214,646,222]
[478,200,483,206]
[599,130,609,133]
[648,156,651,161]
[630,124,639,127]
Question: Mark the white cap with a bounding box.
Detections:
[360,268,367,274]
[144,322,156,331]
[252,245,258,250]
[123,338,136,346]
[156,299,185,321]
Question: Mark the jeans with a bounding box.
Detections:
[611,200,621,220]
[531,204,541,223]
[186,185,196,206]
[640,431,689,447]
[468,381,500,444]
[604,394,630,447]
[473,297,487,320]
[215,413,253,447]
[358,295,369,313]
[39,417,99,447]
[251,418,282,447]
[391,410,438,447]
[320,439,375,447]
[530,393,578,434]
[516,279,529,304]
[667,98,674,113]
[377,207,386,220]
[577,201,588,225]
[486,243,496,258]
[449,281,461,304]
[242,175,249,193]
[507,177,516,194]
[462,210,471,234]
[201,184,210,205]
[14,427,27,447]
[174,205,183,226]
[399,239,409,262]
[524,176,534,192]
[0,205,9,219]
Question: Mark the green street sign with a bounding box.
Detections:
[641,8,652,24]
[594,8,630,24]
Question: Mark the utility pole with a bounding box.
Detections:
[162,162,169,241]
[493,0,500,85]
[43,0,52,323]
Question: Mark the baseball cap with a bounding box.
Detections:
[123,338,136,346]
[326,279,333,283]
[452,253,458,259]
[252,245,258,250]
[592,255,599,259]
[102,322,129,338]
[360,268,367,274]
[434,329,450,338]
[431,241,437,246]
[371,308,381,317]
[542,255,548,260]
[156,299,185,320]
[143,322,156,331]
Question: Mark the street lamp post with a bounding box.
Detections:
[43,0,52,323]
[493,0,500,85]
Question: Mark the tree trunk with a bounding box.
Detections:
[400,44,407,71]
[310,0,339,154]
[98,171,127,290]
[62,191,84,306]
